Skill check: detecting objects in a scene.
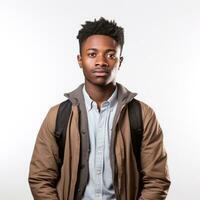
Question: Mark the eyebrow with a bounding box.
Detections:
[86,48,116,53]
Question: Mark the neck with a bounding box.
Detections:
[84,81,117,105]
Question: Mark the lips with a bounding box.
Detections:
[93,70,108,76]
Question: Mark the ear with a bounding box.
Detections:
[118,56,123,70]
[77,54,83,68]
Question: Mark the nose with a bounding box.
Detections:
[95,54,108,67]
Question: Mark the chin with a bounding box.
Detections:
[86,77,114,87]
[94,80,114,87]
[94,82,108,87]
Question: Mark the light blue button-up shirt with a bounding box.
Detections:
[82,85,118,200]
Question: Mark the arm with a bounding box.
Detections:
[28,106,60,200]
[139,104,171,200]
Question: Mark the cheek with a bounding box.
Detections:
[110,60,120,69]
[82,66,93,78]
[110,57,120,65]
[82,57,95,66]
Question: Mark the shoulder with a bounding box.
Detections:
[44,103,60,133]
[135,99,160,128]
[45,99,73,131]
[47,103,60,118]
[135,99,162,139]
[138,100,155,118]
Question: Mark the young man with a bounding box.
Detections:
[29,17,170,200]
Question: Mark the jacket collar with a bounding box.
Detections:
[64,82,137,106]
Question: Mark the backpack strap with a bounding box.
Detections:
[54,99,72,168]
[128,98,144,172]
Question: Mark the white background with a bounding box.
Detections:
[0,0,200,199]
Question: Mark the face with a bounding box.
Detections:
[77,35,123,87]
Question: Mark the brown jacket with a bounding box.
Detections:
[29,83,170,200]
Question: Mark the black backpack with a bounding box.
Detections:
[54,98,143,171]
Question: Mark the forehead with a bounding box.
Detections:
[82,35,120,51]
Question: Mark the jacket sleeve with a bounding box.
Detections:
[139,103,171,200]
[28,106,60,200]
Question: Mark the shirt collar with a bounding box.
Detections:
[82,84,118,112]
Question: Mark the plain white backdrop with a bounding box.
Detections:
[0,0,200,199]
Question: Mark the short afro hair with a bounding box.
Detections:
[77,17,124,53]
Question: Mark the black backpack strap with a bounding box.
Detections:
[128,98,143,172]
[55,99,72,168]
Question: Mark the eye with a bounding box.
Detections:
[107,53,116,59]
[88,52,96,58]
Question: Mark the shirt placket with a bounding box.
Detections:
[95,106,106,199]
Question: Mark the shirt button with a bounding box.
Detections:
[81,131,86,135]
[97,169,101,175]
[98,148,102,153]
[95,192,101,198]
